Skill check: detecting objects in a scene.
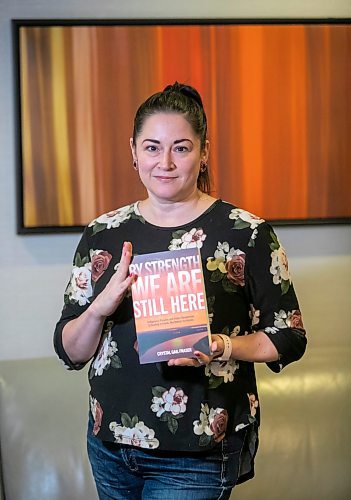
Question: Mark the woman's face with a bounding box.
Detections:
[130,112,209,203]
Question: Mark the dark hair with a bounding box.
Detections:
[132,82,211,193]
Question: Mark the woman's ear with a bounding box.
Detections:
[130,138,136,161]
[202,139,210,163]
[130,138,139,170]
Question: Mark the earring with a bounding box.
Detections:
[133,160,138,170]
[200,161,207,173]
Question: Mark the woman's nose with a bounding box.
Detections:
[159,150,175,169]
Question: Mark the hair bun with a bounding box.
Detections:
[163,81,204,108]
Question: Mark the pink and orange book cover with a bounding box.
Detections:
[130,247,211,364]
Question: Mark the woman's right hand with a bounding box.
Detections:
[62,241,136,364]
[89,241,136,320]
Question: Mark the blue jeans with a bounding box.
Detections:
[87,416,244,499]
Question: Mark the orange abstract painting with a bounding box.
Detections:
[14,20,351,232]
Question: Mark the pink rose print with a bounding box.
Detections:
[91,251,112,282]
[210,409,229,443]
[289,310,304,329]
[225,254,246,286]
[93,400,103,435]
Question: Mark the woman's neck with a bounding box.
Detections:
[138,191,217,227]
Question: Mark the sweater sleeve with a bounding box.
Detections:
[53,227,93,370]
[246,222,307,373]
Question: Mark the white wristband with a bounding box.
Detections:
[215,334,232,361]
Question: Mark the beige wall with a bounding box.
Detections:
[0,0,350,361]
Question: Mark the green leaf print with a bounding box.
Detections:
[210,269,225,283]
[199,433,212,447]
[233,219,250,230]
[269,230,280,251]
[222,277,238,293]
[208,374,224,389]
[92,222,108,235]
[110,355,122,369]
[172,230,187,239]
[131,415,139,427]
[167,416,179,434]
[152,386,167,398]
[121,412,133,428]
[74,252,89,267]
[281,279,290,295]
[131,212,145,223]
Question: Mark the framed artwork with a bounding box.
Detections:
[13,18,351,233]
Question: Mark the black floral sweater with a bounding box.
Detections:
[54,200,307,483]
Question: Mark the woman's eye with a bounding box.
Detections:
[174,146,188,152]
[146,145,158,152]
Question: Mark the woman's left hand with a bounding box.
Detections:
[167,335,224,367]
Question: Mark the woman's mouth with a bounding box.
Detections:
[154,176,177,181]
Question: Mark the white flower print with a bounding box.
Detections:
[249,305,260,327]
[92,328,119,376]
[229,208,265,229]
[251,228,258,241]
[193,404,213,437]
[274,309,289,329]
[270,246,291,285]
[151,387,188,417]
[231,325,241,336]
[264,326,279,334]
[216,241,230,255]
[109,420,159,449]
[235,423,246,432]
[274,309,304,329]
[229,209,265,247]
[151,386,188,434]
[248,393,259,417]
[89,204,134,232]
[65,264,93,306]
[206,359,239,383]
[168,228,207,250]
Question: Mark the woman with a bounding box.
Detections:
[54,82,307,499]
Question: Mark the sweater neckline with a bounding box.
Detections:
[133,199,222,231]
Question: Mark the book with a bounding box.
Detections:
[129,247,211,364]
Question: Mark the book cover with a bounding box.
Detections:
[129,247,211,364]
